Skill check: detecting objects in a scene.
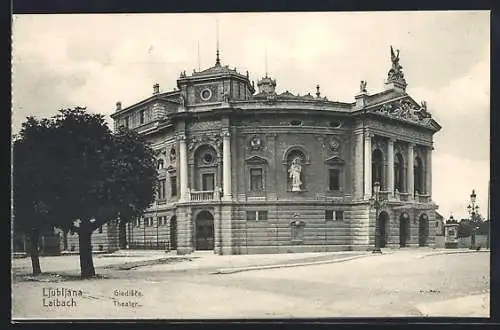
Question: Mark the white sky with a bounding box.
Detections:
[11,11,490,220]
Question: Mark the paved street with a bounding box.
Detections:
[11,249,490,319]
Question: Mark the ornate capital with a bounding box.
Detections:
[221,129,231,138]
[176,134,187,142]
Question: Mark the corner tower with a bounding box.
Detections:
[176,51,255,107]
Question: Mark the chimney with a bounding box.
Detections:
[116,101,122,111]
[153,83,160,95]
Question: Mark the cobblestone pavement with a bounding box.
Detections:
[11,249,489,320]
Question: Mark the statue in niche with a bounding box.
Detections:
[360,80,367,93]
[169,148,176,162]
[288,157,302,192]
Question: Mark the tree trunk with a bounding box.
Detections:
[28,229,41,276]
[78,229,95,278]
[63,230,68,251]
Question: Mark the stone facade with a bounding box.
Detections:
[107,47,441,255]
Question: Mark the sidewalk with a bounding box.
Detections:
[12,250,370,276]
[415,294,490,317]
[12,247,488,277]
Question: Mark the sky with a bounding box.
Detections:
[11,11,490,220]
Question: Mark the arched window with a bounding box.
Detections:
[286,149,306,191]
[372,149,384,190]
[414,156,424,195]
[394,153,404,192]
[194,145,218,191]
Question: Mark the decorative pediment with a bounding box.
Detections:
[367,95,436,129]
[325,156,346,165]
[244,155,269,165]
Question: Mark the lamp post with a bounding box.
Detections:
[466,189,480,250]
[371,181,386,254]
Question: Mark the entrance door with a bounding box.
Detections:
[195,211,214,250]
[170,216,177,250]
[378,212,389,248]
[419,214,429,246]
[399,213,409,247]
[119,221,127,249]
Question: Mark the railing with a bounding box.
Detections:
[397,192,410,202]
[415,193,431,203]
[128,241,169,250]
[189,190,220,201]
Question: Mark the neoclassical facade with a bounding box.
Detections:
[104,47,441,255]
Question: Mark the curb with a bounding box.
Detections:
[417,249,490,259]
[210,253,371,275]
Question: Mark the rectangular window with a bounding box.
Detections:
[246,210,268,221]
[158,179,166,200]
[170,176,177,197]
[325,210,334,221]
[250,168,263,191]
[98,225,103,233]
[246,211,257,221]
[124,117,129,128]
[328,169,340,191]
[335,211,344,221]
[202,173,215,191]
[325,210,344,221]
[139,110,145,124]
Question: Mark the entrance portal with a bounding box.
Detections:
[419,213,429,247]
[119,221,127,249]
[377,211,389,248]
[399,213,410,247]
[195,211,214,250]
[170,216,177,250]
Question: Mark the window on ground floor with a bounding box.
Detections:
[325,210,344,222]
[246,210,268,221]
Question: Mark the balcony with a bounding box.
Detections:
[189,189,221,202]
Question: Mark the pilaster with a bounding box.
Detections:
[426,146,433,196]
[222,129,232,201]
[178,134,189,202]
[363,131,373,199]
[407,143,415,200]
[387,138,395,199]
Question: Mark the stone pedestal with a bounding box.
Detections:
[444,221,459,249]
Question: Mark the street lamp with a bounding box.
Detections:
[466,189,480,250]
[371,181,386,254]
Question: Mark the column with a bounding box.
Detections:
[426,146,433,196]
[178,134,189,201]
[407,143,414,200]
[222,129,232,201]
[363,131,372,199]
[387,138,395,199]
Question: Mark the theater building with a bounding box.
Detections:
[106,47,441,255]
